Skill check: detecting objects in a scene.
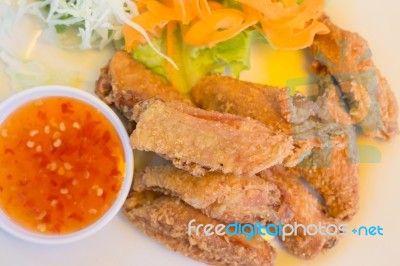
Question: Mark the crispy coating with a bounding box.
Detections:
[191,75,338,166]
[192,75,297,133]
[133,165,293,224]
[95,50,192,119]
[124,191,276,266]
[291,134,359,221]
[191,75,351,137]
[191,75,359,220]
[130,99,295,177]
[95,65,112,102]
[259,167,339,259]
[310,15,399,140]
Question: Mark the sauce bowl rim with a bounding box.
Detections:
[0,85,134,244]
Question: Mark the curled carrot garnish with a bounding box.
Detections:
[123,0,329,51]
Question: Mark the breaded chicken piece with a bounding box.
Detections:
[259,167,339,259]
[191,75,347,166]
[133,165,292,224]
[192,75,343,137]
[192,75,359,220]
[95,50,192,119]
[192,75,317,133]
[124,191,276,266]
[130,99,295,177]
[310,15,399,140]
[291,134,359,221]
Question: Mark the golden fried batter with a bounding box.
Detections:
[310,15,399,140]
[191,75,359,220]
[192,75,326,166]
[124,191,276,266]
[133,165,292,224]
[95,51,192,119]
[130,99,295,177]
[192,75,296,133]
[291,134,359,221]
[260,167,339,259]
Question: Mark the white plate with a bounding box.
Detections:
[0,1,399,265]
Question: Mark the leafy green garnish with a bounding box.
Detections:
[132,37,168,80]
[131,27,266,93]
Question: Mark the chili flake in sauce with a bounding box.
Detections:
[0,97,125,234]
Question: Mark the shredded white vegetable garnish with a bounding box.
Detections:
[0,0,21,36]
[0,0,177,92]
[26,0,139,50]
[0,0,174,64]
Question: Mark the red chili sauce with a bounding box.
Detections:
[0,97,125,234]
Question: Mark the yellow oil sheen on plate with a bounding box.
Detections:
[240,43,311,88]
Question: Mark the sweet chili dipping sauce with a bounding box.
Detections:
[0,97,125,234]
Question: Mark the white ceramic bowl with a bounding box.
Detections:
[0,85,134,244]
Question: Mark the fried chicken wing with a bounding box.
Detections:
[95,51,192,120]
[124,191,276,266]
[133,165,292,224]
[291,134,359,221]
[130,99,295,177]
[191,75,352,137]
[191,75,359,220]
[191,75,348,166]
[192,75,297,133]
[259,167,339,259]
[310,15,399,140]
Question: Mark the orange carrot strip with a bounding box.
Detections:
[184,9,245,46]
[174,0,188,24]
[207,7,258,46]
[266,0,325,30]
[123,12,167,51]
[239,0,324,28]
[123,0,329,51]
[200,0,212,15]
[181,1,196,23]
[146,1,177,20]
[236,0,286,19]
[239,0,327,49]
[192,0,207,20]
[263,19,329,49]
[208,1,223,10]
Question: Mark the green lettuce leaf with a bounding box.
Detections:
[131,28,266,94]
[132,37,168,79]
